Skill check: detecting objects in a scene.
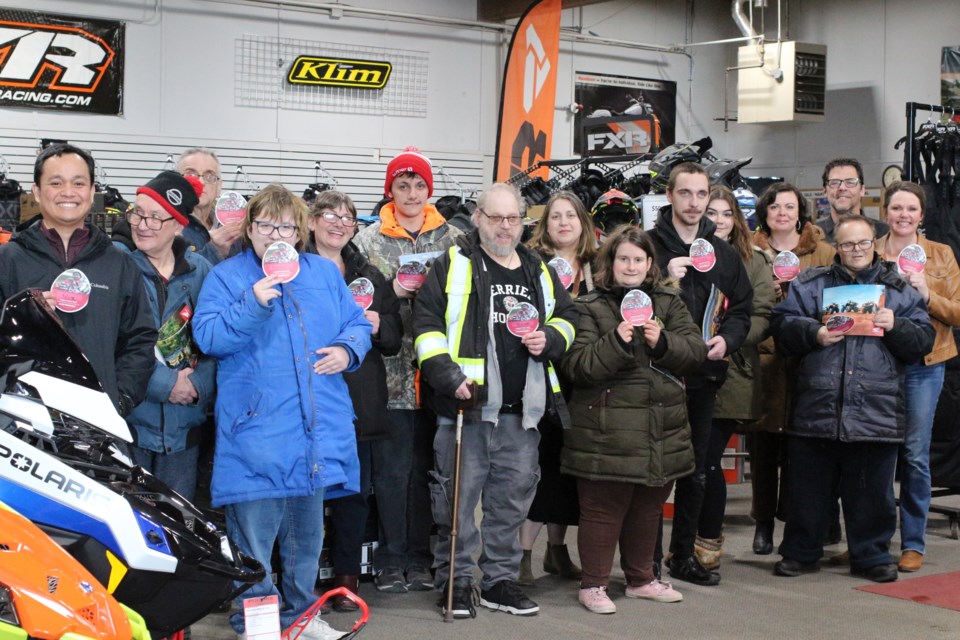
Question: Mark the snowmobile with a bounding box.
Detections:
[0,290,265,638]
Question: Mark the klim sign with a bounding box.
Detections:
[287,56,392,89]
[0,10,124,114]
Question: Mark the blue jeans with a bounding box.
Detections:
[370,408,435,570]
[899,361,945,554]
[431,413,540,590]
[132,445,200,502]
[226,492,325,633]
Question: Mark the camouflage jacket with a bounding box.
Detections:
[353,202,463,409]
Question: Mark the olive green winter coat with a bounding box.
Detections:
[712,247,776,422]
[560,284,707,486]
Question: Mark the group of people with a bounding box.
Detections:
[1,143,955,636]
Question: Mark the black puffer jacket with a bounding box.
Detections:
[339,243,403,440]
[0,222,157,415]
[771,256,935,443]
[560,284,707,486]
[648,207,753,384]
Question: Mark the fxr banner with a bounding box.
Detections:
[493,0,561,182]
[0,10,124,114]
[574,72,676,156]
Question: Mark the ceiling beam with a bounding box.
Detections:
[477,0,612,23]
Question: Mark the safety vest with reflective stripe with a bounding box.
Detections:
[415,247,574,394]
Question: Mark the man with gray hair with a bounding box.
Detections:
[413,182,578,619]
[177,147,243,263]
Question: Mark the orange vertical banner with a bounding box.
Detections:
[492,0,562,183]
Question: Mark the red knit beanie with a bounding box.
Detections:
[384,146,433,198]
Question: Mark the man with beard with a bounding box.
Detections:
[648,162,753,586]
[816,158,888,242]
[413,183,577,619]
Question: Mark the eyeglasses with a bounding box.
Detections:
[182,170,221,184]
[316,210,358,227]
[127,210,176,230]
[478,208,523,227]
[837,239,874,252]
[825,178,862,189]
[253,220,299,238]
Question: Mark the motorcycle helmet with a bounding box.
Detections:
[647,137,713,194]
[591,189,640,232]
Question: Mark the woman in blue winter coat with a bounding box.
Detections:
[117,170,217,503]
[194,184,372,640]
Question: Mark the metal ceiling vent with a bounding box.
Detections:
[733,1,827,123]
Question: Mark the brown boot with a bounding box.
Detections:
[332,574,360,612]
[694,535,724,571]
[544,543,582,579]
[518,549,535,585]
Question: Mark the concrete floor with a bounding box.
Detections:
[191,483,960,640]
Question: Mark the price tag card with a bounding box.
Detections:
[620,288,654,326]
[51,268,91,312]
[689,238,716,272]
[773,250,801,281]
[262,241,300,283]
[506,301,539,337]
[348,277,374,310]
[242,596,281,640]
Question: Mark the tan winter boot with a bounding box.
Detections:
[694,535,724,571]
[518,549,535,585]
[544,543,582,579]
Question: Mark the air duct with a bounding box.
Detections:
[732,0,758,39]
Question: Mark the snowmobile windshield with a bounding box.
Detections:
[0,289,102,394]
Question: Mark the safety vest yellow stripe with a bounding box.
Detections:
[445,247,473,362]
[546,317,576,350]
[415,331,449,364]
[548,364,562,393]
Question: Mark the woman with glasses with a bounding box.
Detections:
[194,184,372,640]
[118,170,215,504]
[517,191,598,585]
[695,186,776,570]
[749,183,834,555]
[875,181,960,573]
[306,190,403,610]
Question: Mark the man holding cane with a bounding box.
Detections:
[414,183,577,619]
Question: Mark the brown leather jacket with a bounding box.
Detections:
[876,234,960,365]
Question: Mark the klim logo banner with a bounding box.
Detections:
[287,56,392,89]
[492,0,561,183]
[0,10,124,114]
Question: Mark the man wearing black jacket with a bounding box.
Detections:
[414,183,577,619]
[0,144,156,417]
[649,162,753,586]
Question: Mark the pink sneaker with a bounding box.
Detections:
[625,579,683,603]
[578,586,617,614]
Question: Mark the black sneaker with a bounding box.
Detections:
[375,567,407,593]
[479,580,539,616]
[666,555,721,586]
[437,581,476,619]
[406,566,434,591]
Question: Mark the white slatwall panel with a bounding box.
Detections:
[0,129,486,215]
